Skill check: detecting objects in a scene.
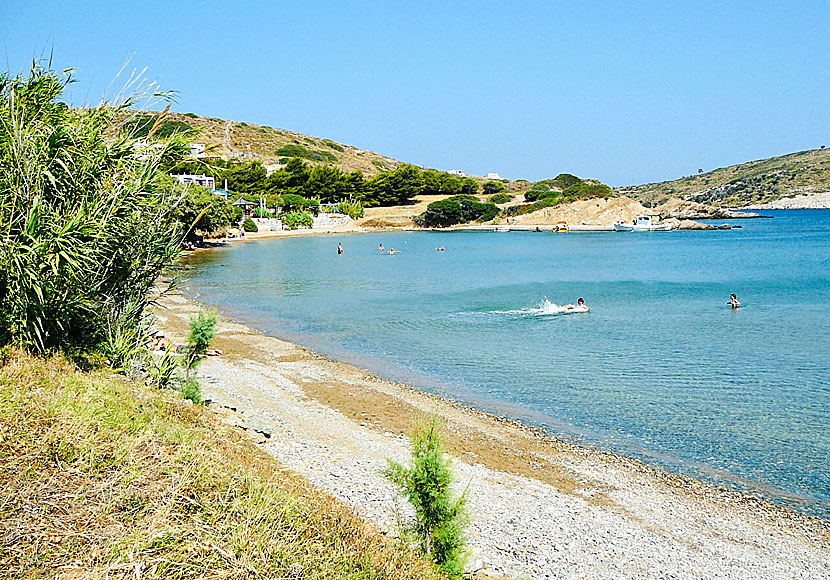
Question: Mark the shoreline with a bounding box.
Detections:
[153,290,828,579]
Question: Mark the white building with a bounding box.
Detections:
[448,169,466,177]
[486,172,502,180]
[174,174,216,190]
[188,143,207,158]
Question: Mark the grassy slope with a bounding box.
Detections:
[616,148,830,207]
[0,352,441,580]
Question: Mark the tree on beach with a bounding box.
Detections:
[384,416,468,579]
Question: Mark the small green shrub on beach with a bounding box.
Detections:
[243,218,258,232]
[281,211,314,229]
[181,309,218,403]
[385,416,468,579]
[337,199,365,219]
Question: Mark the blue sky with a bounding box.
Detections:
[3,1,828,186]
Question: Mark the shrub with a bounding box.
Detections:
[489,193,513,204]
[275,144,337,163]
[181,309,218,403]
[0,64,186,354]
[384,416,468,579]
[562,182,613,199]
[281,211,314,229]
[414,195,499,227]
[321,139,344,152]
[130,114,192,139]
[253,207,274,218]
[243,218,258,232]
[336,199,365,219]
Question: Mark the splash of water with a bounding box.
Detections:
[491,298,588,317]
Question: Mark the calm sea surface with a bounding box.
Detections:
[184,210,830,517]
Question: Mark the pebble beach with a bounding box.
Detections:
[154,292,829,579]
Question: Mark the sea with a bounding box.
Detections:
[183,209,830,518]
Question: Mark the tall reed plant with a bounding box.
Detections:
[0,63,189,356]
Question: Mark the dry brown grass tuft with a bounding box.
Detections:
[0,351,441,580]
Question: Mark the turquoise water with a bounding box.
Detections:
[184,210,830,517]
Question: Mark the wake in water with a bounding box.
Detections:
[490,298,589,317]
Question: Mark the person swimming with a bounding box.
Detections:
[379,243,384,252]
[727,293,741,309]
[337,242,343,255]
[563,298,590,312]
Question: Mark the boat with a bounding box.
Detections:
[553,222,569,232]
[495,226,510,233]
[613,215,673,231]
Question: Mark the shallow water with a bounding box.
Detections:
[184,210,830,517]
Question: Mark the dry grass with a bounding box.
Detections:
[0,351,441,580]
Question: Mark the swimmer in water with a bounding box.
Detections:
[379,243,384,252]
[337,242,343,255]
[563,298,590,311]
[436,246,445,251]
[388,249,400,254]
[727,293,741,309]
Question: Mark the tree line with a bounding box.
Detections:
[166,157,486,207]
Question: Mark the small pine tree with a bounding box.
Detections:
[384,416,468,578]
[182,310,218,403]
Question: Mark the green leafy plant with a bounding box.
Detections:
[243,218,258,232]
[414,195,499,227]
[489,193,513,204]
[281,211,314,229]
[384,416,468,579]
[336,199,365,219]
[181,310,218,403]
[0,64,187,354]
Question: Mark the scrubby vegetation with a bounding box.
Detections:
[385,416,468,579]
[0,352,441,580]
[507,174,613,217]
[489,192,513,204]
[242,217,258,232]
[0,64,187,354]
[414,195,499,227]
[281,211,314,229]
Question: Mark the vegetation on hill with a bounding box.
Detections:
[504,174,613,217]
[0,351,441,580]
[617,148,830,207]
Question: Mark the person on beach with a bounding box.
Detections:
[379,243,384,252]
[337,242,343,255]
[563,298,590,312]
[727,293,741,309]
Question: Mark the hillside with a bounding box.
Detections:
[617,148,830,208]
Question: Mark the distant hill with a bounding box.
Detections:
[617,148,830,207]
[127,111,407,177]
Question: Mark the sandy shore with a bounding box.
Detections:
[152,292,829,579]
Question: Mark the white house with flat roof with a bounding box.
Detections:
[448,169,465,177]
[174,174,216,190]
[486,172,502,180]
[188,143,207,158]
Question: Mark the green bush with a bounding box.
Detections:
[482,180,506,195]
[384,416,468,579]
[562,182,613,199]
[336,199,365,219]
[0,64,186,354]
[181,309,218,403]
[414,195,499,227]
[489,193,513,204]
[281,211,314,229]
[275,144,338,163]
[321,139,344,152]
[253,207,274,218]
[242,218,258,232]
[129,114,192,139]
[171,186,236,240]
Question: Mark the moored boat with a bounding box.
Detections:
[613,214,673,231]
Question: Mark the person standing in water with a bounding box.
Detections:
[337,242,343,255]
[727,293,741,309]
[378,243,384,252]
